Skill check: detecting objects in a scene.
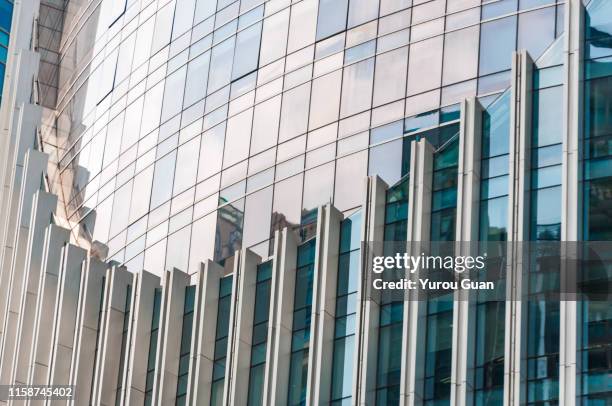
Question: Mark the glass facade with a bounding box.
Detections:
[246,261,272,406]
[4,0,612,404]
[47,0,563,277]
[330,211,361,405]
[211,276,233,406]
[287,238,316,406]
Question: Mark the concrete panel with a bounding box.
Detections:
[123,270,161,406]
[26,225,69,394]
[401,138,434,406]
[451,98,482,406]
[153,268,189,406]
[260,231,281,406]
[92,266,135,406]
[558,2,583,403]
[187,260,225,405]
[227,249,261,406]
[222,254,241,405]
[6,191,56,389]
[69,258,107,406]
[45,244,87,406]
[0,150,48,386]
[310,204,342,404]
[266,228,298,406]
[304,206,325,405]
[505,50,533,406]
[357,176,387,406]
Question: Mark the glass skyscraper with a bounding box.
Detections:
[0,0,609,404]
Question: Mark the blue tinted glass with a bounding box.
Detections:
[482,0,517,19]
[316,0,348,40]
[530,186,561,240]
[404,110,439,133]
[482,90,511,158]
[370,121,402,144]
[533,86,563,147]
[330,335,355,401]
[481,176,509,200]
[344,40,376,64]
[479,197,508,242]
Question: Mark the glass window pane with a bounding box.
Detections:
[223,108,253,167]
[129,166,154,223]
[287,0,318,53]
[309,70,342,130]
[533,85,563,147]
[198,123,226,181]
[260,9,289,65]
[348,0,379,28]
[251,95,281,155]
[151,2,175,54]
[442,25,479,85]
[183,51,210,108]
[151,151,177,209]
[407,36,443,95]
[208,37,236,93]
[479,16,516,76]
[232,22,262,80]
[316,0,348,40]
[518,7,556,61]
[161,66,187,123]
[172,0,196,39]
[334,151,367,212]
[243,187,273,247]
[374,47,408,106]
[340,58,374,118]
[303,163,335,212]
[173,137,201,195]
[279,83,311,142]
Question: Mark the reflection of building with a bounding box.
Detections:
[0,0,610,405]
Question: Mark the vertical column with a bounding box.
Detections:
[0,149,48,388]
[45,244,87,405]
[357,176,387,406]
[186,260,225,405]
[26,225,69,390]
[559,1,584,404]
[260,231,282,405]
[451,98,483,406]
[310,204,343,404]
[8,190,57,387]
[123,270,161,406]
[227,249,262,406]
[69,257,107,406]
[152,267,189,405]
[221,254,241,405]
[504,50,533,406]
[401,138,434,406]
[90,265,135,406]
[266,227,298,405]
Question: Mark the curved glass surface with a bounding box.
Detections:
[45,0,563,273]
